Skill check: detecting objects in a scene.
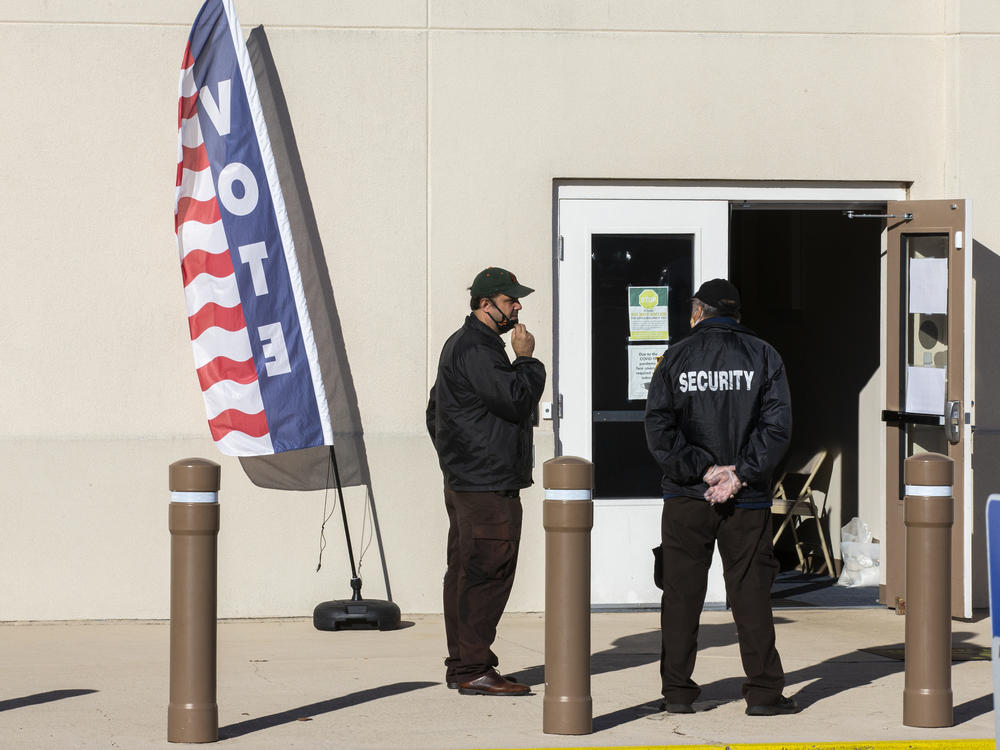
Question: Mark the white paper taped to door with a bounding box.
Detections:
[909,257,948,314]
[627,344,666,400]
[905,365,946,415]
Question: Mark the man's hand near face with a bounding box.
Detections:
[511,323,535,358]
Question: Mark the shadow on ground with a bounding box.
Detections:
[501,574,989,736]
[506,618,741,694]
[0,689,97,713]
[219,681,436,739]
[590,625,992,732]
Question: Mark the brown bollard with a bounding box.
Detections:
[902,452,954,728]
[168,458,221,743]
[542,456,594,735]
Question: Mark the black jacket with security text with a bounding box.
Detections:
[644,317,791,506]
[427,314,546,492]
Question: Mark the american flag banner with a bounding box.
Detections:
[175,0,332,456]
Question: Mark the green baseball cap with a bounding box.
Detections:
[469,267,535,298]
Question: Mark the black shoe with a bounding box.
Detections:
[661,702,695,714]
[746,696,799,716]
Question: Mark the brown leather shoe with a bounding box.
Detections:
[447,674,519,690]
[458,668,531,696]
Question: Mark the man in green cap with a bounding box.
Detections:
[426,267,546,696]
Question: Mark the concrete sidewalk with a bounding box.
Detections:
[0,608,994,749]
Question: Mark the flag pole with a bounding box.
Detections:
[329,445,361,597]
[312,446,401,630]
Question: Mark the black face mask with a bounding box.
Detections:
[485,297,516,334]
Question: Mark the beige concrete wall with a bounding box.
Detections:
[3,1,996,619]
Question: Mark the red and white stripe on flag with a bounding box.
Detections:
[176,42,272,456]
[174,0,332,456]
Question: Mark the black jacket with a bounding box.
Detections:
[644,317,791,506]
[427,314,546,491]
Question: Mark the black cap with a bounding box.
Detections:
[692,278,741,315]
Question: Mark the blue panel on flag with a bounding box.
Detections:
[188,0,324,453]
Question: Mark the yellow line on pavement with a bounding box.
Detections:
[466,741,995,750]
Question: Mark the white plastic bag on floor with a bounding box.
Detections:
[841,516,872,544]
[837,517,879,587]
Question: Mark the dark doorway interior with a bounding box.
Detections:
[730,208,882,570]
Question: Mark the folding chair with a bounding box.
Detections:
[771,449,835,578]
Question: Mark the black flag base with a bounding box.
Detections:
[313,447,399,630]
[313,576,401,631]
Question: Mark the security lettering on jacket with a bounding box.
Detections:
[678,370,754,392]
[644,317,791,506]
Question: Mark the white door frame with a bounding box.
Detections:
[555,182,908,608]
[558,198,728,606]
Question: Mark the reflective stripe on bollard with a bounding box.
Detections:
[542,456,593,735]
[545,489,592,501]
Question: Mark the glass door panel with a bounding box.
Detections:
[590,234,693,498]
[903,234,949,458]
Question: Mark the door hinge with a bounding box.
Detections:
[558,393,564,419]
[955,230,963,249]
[558,236,564,261]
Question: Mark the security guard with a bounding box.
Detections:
[644,278,798,716]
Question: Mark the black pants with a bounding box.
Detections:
[660,497,784,707]
[443,488,522,682]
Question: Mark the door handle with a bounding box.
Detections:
[946,400,961,444]
[881,410,944,426]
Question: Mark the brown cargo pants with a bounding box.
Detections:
[443,488,523,683]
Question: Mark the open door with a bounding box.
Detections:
[883,199,973,618]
